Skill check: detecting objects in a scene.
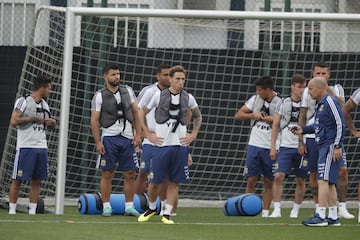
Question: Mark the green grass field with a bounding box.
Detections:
[0,206,359,240]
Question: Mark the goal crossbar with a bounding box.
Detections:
[66,7,360,21]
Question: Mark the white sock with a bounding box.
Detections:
[273,202,281,211]
[328,206,338,219]
[315,203,319,213]
[338,202,346,210]
[318,207,326,219]
[292,203,301,213]
[103,202,111,209]
[29,203,37,215]
[293,203,300,210]
[163,203,173,216]
[262,209,269,217]
[125,202,133,210]
[9,203,17,213]
[149,201,157,210]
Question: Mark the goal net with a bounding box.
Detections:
[1,6,360,213]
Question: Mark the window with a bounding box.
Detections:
[258,7,321,52]
[228,0,245,48]
[0,2,35,46]
[80,2,149,48]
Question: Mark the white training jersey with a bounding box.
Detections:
[91,85,136,139]
[245,95,273,149]
[13,97,49,149]
[146,90,198,146]
[276,99,301,148]
[350,87,360,105]
[301,84,344,139]
[137,83,160,145]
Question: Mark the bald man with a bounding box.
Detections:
[292,77,345,227]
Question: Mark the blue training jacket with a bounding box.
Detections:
[302,93,345,147]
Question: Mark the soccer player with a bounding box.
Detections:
[293,77,343,227]
[235,75,282,217]
[342,87,360,223]
[135,64,193,216]
[134,63,174,214]
[269,74,308,218]
[298,61,354,219]
[137,65,202,224]
[90,63,142,217]
[8,75,56,214]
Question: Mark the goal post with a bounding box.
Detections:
[55,6,75,216]
[1,6,360,215]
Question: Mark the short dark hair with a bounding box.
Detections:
[169,65,187,77]
[291,74,306,85]
[103,63,119,75]
[255,75,274,90]
[33,75,51,91]
[313,61,329,70]
[156,64,171,74]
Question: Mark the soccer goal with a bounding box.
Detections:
[1,6,360,214]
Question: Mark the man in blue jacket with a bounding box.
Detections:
[292,77,344,227]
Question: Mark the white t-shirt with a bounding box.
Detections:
[246,95,274,149]
[91,86,136,139]
[145,90,198,146]
[137,83,160,145]
[350,87,360,105]
[13,97,49,149]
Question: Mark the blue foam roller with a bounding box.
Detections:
[110,194,126,214]
[133,193,148,213]
[237,193,262,216]
[78,193,102,215]
[223,196,240,216]
[223,194,262,216]
[78,193,160,215]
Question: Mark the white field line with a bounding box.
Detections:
[0,219,359,227]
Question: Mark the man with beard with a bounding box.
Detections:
[91,63,142,217]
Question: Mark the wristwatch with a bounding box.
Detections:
[334,144,341,149]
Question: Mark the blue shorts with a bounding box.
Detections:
[148,145,189,184]
[317,144,342,184]
[12,148,48,180]
[274,147,309,178]
[139,144,159,173]
[244,145,275,180]
[306,138,347,171]
[97,134,139,171]
[306,138,319,172]
[340,150,347,168]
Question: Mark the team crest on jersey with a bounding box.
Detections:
[319,104,324,111]
[147,171,154,180]
[140,161,145,169]
[17,169,23,177]
[101,159,106,167]
[302,159,308,167]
